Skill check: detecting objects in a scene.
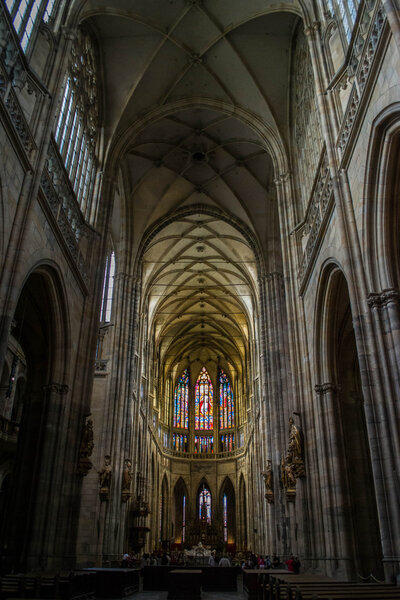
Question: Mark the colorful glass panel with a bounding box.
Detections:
[195,367,213,430]
[219,368,234,429]
[173,433,188,452]
[173,369,189,428]
[199,487,212,523]
[182,495,186,543]
[220,433,234,452]
[194,435,214,454]
[223,493,228,542]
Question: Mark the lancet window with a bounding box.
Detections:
[219,368,234,429]
[223,494,228,542]
[54,27,99,218]
[182,496,186,543]
[199,487,211,523]
[173,369,189,429]
[5,0,58,52]
[195,367,213,430]
[220,433,234,452]
[173,433,188,453]
[194,435,214,454]
[100,251,115,322]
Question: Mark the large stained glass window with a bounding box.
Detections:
[199,487,212,523]
[194,435,214,454]
[195,367,213,430]
[219,368,234,429]
[173,369,189,429]
[223,494,228,542]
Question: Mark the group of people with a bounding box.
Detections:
[241,552,301,573]
[122,549,301,573]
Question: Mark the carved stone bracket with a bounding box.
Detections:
[367,288,400,309]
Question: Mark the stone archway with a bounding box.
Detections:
[0,267,69,572]
[315,265,382,579]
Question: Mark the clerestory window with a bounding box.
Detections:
[326,0,360,43]
[100,251,115,323]
[54,27,99,219]
[5,0,58,52]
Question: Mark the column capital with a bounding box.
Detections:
[367,288,400,309]
[315,382,338,395]
[43,382,69,395]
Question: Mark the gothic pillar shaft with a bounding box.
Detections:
[315,384,353,577]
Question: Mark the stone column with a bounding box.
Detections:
[314,383,353,578]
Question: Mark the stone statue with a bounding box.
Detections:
[122,459,132,491]
[263,460,274,503]
[77,418,94,476]
[263,460,273,491]
[80,419,94,458]
[99,455,112,496]
[281,455,296,490]
[288,417,303,462]
[288,417,305,478]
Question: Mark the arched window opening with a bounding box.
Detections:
[5,0,59,52]
[100,251,115,322]
[195,367,213,430]
[219,368,234,429]
[223,493,228,542]
[54,26,99,217]
[326,0,359,42]
[182,495,186,543]
[173,369,189,428]
[199,486,211,524]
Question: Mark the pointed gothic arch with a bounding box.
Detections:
[219,476,236,547]
[173,477,189,547]
[314,263,382,579]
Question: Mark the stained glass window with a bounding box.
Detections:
[182,496,186,543]
[195,367,213,430]
[194,435,214,454]
[219,368,234,429]
[223,494,228,542]
[173,369,189,428]
[173,433,188,452]
[220,433,234,452]
[199,487,211,523]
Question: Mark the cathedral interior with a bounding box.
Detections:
[0,0,399,586]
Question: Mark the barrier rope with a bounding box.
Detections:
[357,573,387,583]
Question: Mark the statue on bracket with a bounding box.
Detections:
[281,455,296,501]
[121,459,132,503]
[98,455,112,501]
[262,460,274,503]
[76,418,94,476]
[287,416,305,479]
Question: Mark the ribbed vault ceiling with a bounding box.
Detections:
[75,0,300,380]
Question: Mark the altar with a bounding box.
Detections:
[183,542,212,566]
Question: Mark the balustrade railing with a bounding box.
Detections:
[40,138,91,284]
[297,148,333,291]
[337,0,387,156]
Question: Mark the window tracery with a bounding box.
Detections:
[199,487,211,523]
[5,0,58,51]
[219,368,234,429]
[173,369,189,429]
[54,26,99,217]
[195,366,213,430]
[100,251,115,323]
[326,0,359,42]
[194,435,214,454]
